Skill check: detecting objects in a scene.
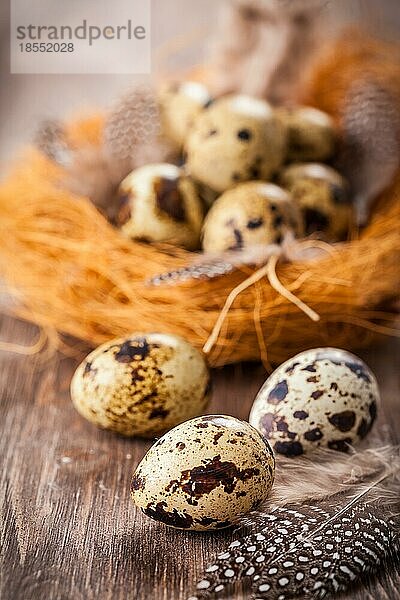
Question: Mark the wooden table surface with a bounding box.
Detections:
[0,313,399,600]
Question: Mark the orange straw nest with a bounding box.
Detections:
[0,33,399,368]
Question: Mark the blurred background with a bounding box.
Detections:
[0,0,399,168]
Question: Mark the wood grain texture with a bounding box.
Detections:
[0,314,399,600]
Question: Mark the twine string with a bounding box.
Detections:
[203,253,320,355]
[0,328,48,355]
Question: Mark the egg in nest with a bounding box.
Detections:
[70,333,210,437]
[249,348,379,457]
[279,163,352,240]
[158,81,213,151]
[186,94,287,193]
[117,163,204,250]
[277,105,336,162]
[201,182,303,253]
[131,415,275,530]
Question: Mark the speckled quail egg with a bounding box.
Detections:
[131,415,275,530]
[249,348,379,457]
[117,163,204,250]
[201,182,304,253]
[186,94,287,193]
[279,163,352,240]
[70,333,211,438]
[277,105,336,162]
[158,81,213,151]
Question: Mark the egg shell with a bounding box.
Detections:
[249,348,379,457]
[277,105,336,162]
[186,95,287,193]
[70,333,210,438]
[279,163,352,240]
[201,181,304,253]
[131,415,275,530]
[158,81,213,150]
[117,163,204,250]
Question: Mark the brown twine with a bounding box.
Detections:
[203,253,320,355]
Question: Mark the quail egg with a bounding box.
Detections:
[158,81,213,151]
[186,94,287,193]
[202,182,304,253]
[70,333,211,437]
[279,163,352,240]
[131,415,275,530]
[277,105,336,162]
[249,348,379,457]
[117,163,204,250]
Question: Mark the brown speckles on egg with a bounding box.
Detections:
[260,412,275,434]
[130,415,275,530]
[328,438,352,453]
[230,228,244,250]
[293,410,308,420]
[131,474,146,492]
[237,128,252,141]
[249,348,379,456]
[213,431,224,445]
[114,338,150,362]
[149,407,169,420]
[144,502,194,529]
[304,428,323,442]
[369,401,377,421]
[83,362,96,377]
[344,362,372,383]
[178,455,260,501]
[154,176,186,222]
[328,410,356,432]
[247,217,264,229]
[274,440,304,457]
[301,364,317,372]
[70,333,210,438]
[267,380,288,404]
[196,516,221,527]
[356,418,370,438]
[285,361,300,374]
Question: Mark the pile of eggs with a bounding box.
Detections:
[71,334,379,531]
[114,81,353,254]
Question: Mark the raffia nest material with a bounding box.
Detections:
[0,35,399,368]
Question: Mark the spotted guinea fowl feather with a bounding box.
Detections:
[190,446,400,600]
[148,234,325,286]
[148,244,280,286]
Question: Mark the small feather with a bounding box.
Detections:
[337,80,400,225]
[34,120,72,167]
[190,446,400,600]
[148,234,326,286]
[103,86,175,182]
[148,244,279,286]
